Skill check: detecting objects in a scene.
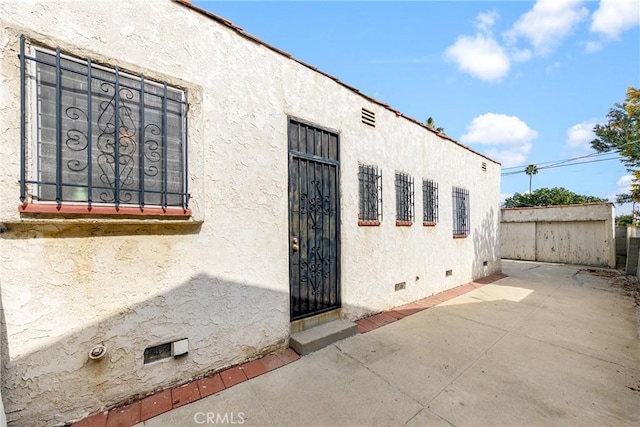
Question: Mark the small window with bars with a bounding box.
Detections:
[358,164,382,225]
[452,187,470,237]
[423,179,438,226]
[395,172,414,225]
[18,36,189,214]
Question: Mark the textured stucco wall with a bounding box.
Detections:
[0,1,501,425]
[500,204,615,267]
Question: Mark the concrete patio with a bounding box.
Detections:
[134,260,639,426]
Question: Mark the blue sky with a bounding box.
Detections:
[195,0,640,212]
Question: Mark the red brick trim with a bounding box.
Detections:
[72,347,300,427]
[358,220,381,226]
[355,272,508,335]
[19,203,191,217]
[396,220,413,226]
[423,221,437,227]
[453,234,468,239]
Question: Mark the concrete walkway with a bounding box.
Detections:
[140,261,639,426]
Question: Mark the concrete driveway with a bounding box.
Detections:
[144,261,640,426]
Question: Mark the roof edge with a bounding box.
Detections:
[171,0,501,166]
[501,202,614,211]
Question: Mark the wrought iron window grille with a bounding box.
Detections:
[19,36,189,211]
[423,179,438,225]
[395,172,414,225]
[452,187,470,237]
[358,164,382,224]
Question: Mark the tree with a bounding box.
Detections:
[616,214,635,227]
[524,164,538,193]
[591,87,640,203]
[426,116,444,133]
[503,187,607,208]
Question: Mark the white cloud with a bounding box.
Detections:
[584,40,603,53]
[476,10,499,33]
[565,120,597,153]
[504,0,589,55]
[617,174,634,194]
[591,0,640,40]
[444,34,510,82]
[460,113,538,167]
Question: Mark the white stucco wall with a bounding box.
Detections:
[0,1,501,424]
[501,204,615,267]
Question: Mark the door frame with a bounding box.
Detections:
[287,115,341,321]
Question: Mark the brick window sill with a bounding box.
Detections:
[19,203,191,217]
[423,222,437,227]
[396,220,413,227]
[358,220,381,226]
[453,234,469,239]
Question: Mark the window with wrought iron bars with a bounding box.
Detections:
[452,187,470,237]
[358,164,382,225]
[395,172,414,225]
[423,179,438,226]
[18,36,189,214]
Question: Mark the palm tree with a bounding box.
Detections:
[525,164,538,193]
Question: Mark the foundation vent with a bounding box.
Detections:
[482,162,487,172]
[395,282,406,291]
[144,342,172,364]
[445,269,453,277]
[361,108,376,127]
[483,260,488,267]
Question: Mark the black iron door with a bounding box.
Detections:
[288,118,340,321]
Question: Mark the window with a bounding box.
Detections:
[452,187,470,237]
[423,179,438,225]
[19,36,189,213]
[358,164,382,225]
[395,172,414,225]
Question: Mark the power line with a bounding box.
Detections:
[501,156,623,176]
[501,138,640,171]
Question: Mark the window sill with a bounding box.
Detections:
[423,221,437,227]
[453,234,469,239]
[19,203,191,217]
[358,220,381,226]
[396,220,413,227]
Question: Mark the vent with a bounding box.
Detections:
[483,261,488,267]
[361,108,375,127]
[395,282,406,291]
[445,269,453,277]
[482,162,487,172]
[144,342,172,364]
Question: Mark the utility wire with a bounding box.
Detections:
[501,156,623,176]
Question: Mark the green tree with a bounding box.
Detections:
[503,187,607,208]
[591,87,640,203]
[524,164,538,193]
[426,116,444,133]
[616,214,635,227]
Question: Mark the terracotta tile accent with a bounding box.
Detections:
[277,348,301,365]
[415,297,438,309]
[105,401,141,427]
[198,373,225,398]
[241,358,269,379]
[171,381,201,408]
[366,313,390,327]
[378,312,398,324]
[72,411,108,427]
[385,310,406,320]
[140,390,172,421]
[394,303,424,316]
[260,353,285,371]
[356,318,378,334]
[220,366,248,388]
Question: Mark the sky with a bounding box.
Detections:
[195,0,640,213]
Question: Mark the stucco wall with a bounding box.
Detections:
[0,1,500,424]
[501,204,615,267]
